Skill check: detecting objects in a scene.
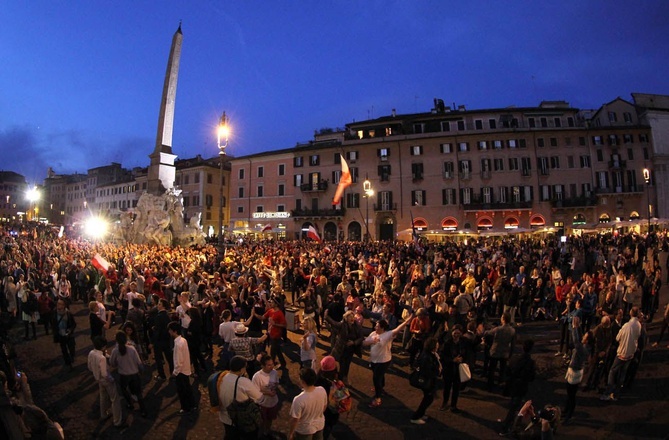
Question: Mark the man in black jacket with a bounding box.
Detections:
[499,339,536,436]
[152,298,174,381]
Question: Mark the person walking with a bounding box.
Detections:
[325,310,363,385]
[363,314,413,407]
[87,336,124,429]
[410,336,442,425]
[218,356,263,440]
[252,354,280,439]
[439,324,467,413]
[485,312,516,392]
[51,299,77,369]
[563,318,591,422]
[498,339,536,436]
[601,306,642,402]
[168,321,197,415]
[288,367,328,440]
[110,331,148,418]
[255,298,287,370]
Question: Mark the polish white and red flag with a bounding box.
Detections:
[262,224,272,233]
[307,225,322,243]
[91,253,110,273]
[332,156,352,206]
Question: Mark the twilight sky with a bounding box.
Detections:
[2,1,668,183]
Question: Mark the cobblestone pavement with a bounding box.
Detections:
[9,289,669,440]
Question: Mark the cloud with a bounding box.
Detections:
[0,125,46,182]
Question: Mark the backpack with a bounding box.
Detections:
[207,370,229,412]
[327,379,352,414]
[25,292,39,314]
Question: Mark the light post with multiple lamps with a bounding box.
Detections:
[363,177,374,242]
[217,112,230,245]
[643,168,652,233]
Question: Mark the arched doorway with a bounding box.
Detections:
[323,222,337,241]
[477,217,493,231]
[441,217,458,231]
[300,222,314,240]
[348,221,362,241]
[504,217,520,229]
[599,213,611,223]
[530,214,546,228]
[629,211,640,220]
[412,217,428,232]
[379,216,395,241]
[572,213,586,226]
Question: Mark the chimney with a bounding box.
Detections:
[391,108,396,117]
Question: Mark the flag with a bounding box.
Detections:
[262,224,272,233]
[332,156,352,205]
[307,225,322,243]
[58,226,64,238]
[410,211,423,253]
[91,253,110,273]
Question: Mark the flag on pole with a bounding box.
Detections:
[332,156,352,205]
[91,253,110,273]
[262,224,272,233]
[307,225,322,243]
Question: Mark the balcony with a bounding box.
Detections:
[291,207,345,218]
[608,159,627,169]
[300,181,328,192]
[551,196,598,208]
[373,203,397,212]
[463,200,533,211]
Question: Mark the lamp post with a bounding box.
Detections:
[217,112,229,245]
[363,178,374,242]
[643,168,651,234]
[26,187,40,222]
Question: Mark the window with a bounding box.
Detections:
[643,148,649,160]
[278,164,285,176]
[378,165,391,181]
[596,171,609,189]
[309,155,320,166]
[412,190,426,206]
[508,139,517,149]
[237,206,244,213]
[475,120,483,130]
[639,134,649,143]
[489,119,497,129]
[378,191,393,211]
[567,156,574,168]
[582,183,592,197]
[493,140,503,150]
[540,185,551,201]
[194,173,200,184]
[257,166,264,178]
[608,111,617,122]
[579,136,586,146]
[580,155,591,168]
[413,123,424,134]
[482,186,492,203]
[494,158,504,171]
[550,137,558,147]
[627,148,634,160]
[277,204,285,212]
[623,134,633,144]
[457,120,465,131]
[508,158,519,171]
[528,118,536,128]
[410,145,423,156]
[554,117,562,128]
[521,157,531,175]
[346,151,358,162]
[550,156,560,169]
[567,117,575,127]
[499,187,508,203]
[346,193,360,209]
[238,187,244,198]
[537,138,545,148]
[441,121,451,132]
[538,157,549,175]
[294,174,303,187]
[278,184,285,196]
[378,148,390,160]
[478,141,488,150]
[461,188,472,204]
[621,112,632,123]
[608,135,618,145]
[294,156,303,167]
[207,173,213,184]
[441,143,452,153]
[411,163,424,180]
[184,175,189,185]
[442,188,456,205]
[459,160,472,178]
[593,136,603,145]
[238,169,245,180]
[443,162,455,178]
[481,159,491,177]
[256,185,264,197]
[540,117,548,128]
[255,206,263,213]
[512,186,522,203]
[553,185,564,200]
[350,167,359,183]
[458,142,470,152]
[596,150,603,162]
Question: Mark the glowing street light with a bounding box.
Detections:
[84,216,109,240]
[26,187,40,221]
[217,112,230,244]
[363,177,374,242]
[643,168,651,233]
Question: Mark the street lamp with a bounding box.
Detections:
[643,168,651,233]
[217,112,230,245]
[26,187,40,222]
[363,178,374,242]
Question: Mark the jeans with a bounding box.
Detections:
[412,389,435,420]
[371,361,390,398]
[607,357,632,397]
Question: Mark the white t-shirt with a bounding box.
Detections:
[289,387,327,435]
[252,369,279,408]
[218,373,263,425]
[177,303,191,328]
[300,333,317,362]
[365,330,395,364]
[218,321,238,344]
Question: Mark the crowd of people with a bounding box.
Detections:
[0,221,668,439]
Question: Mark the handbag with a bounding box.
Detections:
[458,363,472,382]
[409,368,429,390]
[227,376,262,433]
[565,367,583,385]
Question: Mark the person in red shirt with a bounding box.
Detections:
[255,298,287,369]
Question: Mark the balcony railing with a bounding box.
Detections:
[300,181,328,192]
[595,186,640,195]
[291,207,345,218]
[551,196,598,208]
[463,200,532,210]
[373,203,397,212]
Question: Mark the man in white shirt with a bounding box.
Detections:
[252,354,280,438]
[219,356,263,438]
[87,336,123,427]
[168,321,196,415]
[363,314,413,407]
[218,309,237,350]
[602,306,642,402]
[176,292,192,332]
[289,368,327,440]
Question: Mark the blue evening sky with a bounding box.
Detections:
[1,1,668,183]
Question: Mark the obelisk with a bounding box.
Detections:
[147,23,182,195]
